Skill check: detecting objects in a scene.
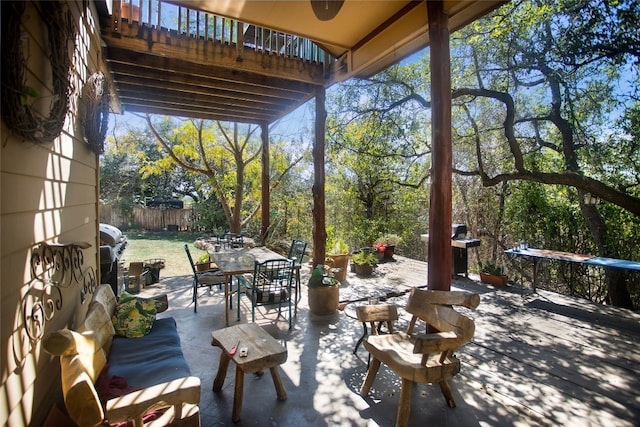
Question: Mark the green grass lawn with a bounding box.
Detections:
[122,231,209,277]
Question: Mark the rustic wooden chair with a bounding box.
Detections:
[360,288,480,427]
[354,304,399,356]
[184,244,225,313]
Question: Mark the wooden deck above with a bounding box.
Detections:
[98,1,329,123]
[96,0,505,125]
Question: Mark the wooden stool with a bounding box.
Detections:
[211,323,288,422]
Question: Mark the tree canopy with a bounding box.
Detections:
[325,0,640,308]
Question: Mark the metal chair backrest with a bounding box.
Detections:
[247,258,295,328]
[223,233,244,248]
[287,239,307,266]
[252,259,294,291]
[184,244,198,275]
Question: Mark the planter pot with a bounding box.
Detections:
[354,264,374,276]
[196,263,211,272]
[383,245,395,259]
[327,254,349,282]
[480,272,508,287]
[122,3,142,21]
[308,285,339,315]
[375,251,384,262]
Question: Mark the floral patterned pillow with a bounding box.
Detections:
[111,292,157,338]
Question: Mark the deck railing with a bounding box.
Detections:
[110,0,334,65]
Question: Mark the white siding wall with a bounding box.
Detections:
[0,2,106,425]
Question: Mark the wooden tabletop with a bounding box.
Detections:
[211,323,287,373]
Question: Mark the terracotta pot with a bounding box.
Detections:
[354,264,374,276]
[196,263,211,272]
[383,245,395,259]
[122,4,142,21]
[308,285,339,315]
[327,254,349,281]
[480,271,507,287]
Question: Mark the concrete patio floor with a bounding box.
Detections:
[137,255,640,427]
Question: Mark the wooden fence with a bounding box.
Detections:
[100,204,197,231]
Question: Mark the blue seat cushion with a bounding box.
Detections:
[108,317,191,389]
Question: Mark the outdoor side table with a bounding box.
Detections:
[211,323,288,422]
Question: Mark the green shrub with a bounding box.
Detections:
[351,250,378,266]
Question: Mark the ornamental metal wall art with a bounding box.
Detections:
[22,242,96,342]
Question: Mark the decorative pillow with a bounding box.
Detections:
[111,292,157,338]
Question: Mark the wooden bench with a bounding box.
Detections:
[43,284,201,427]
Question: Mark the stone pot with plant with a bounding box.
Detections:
[326,238,349,282]
[351,250,378,276]
[377,233,402,259]
[372,242,386,261]
[479,262,508,287]
[196,253,212,271]
[307,264,340,315]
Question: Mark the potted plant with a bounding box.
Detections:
[196,253,212,271]
[307,264,340,315]
[326,238,349,282]
[372,242,386,261]
[479,262,508,287]
[378,234,402,259]
[351,250,378,276]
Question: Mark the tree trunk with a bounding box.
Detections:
[545,60,634,309]
[606,268,633,309]
[580,198,633,309]
[231,123,244,233]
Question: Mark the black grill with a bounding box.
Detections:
[451,224,480,277]
[99,223,128,295]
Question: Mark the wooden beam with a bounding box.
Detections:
[120,102,276,124]
[111,83,299,114]
[261,123,270,243]
[116,87,282,112]
[105,49,318,97]
[312,86,327,267]
[107,61,312,103]
[427,1,452,292]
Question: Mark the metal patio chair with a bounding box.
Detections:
[185,244,225,313]
[244,258,295,329]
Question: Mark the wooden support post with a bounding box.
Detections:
[427,1,452,291]
[236,21,244,59]
[112,0,122,33]
[261,123,270,243]
[312,86,327,267]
